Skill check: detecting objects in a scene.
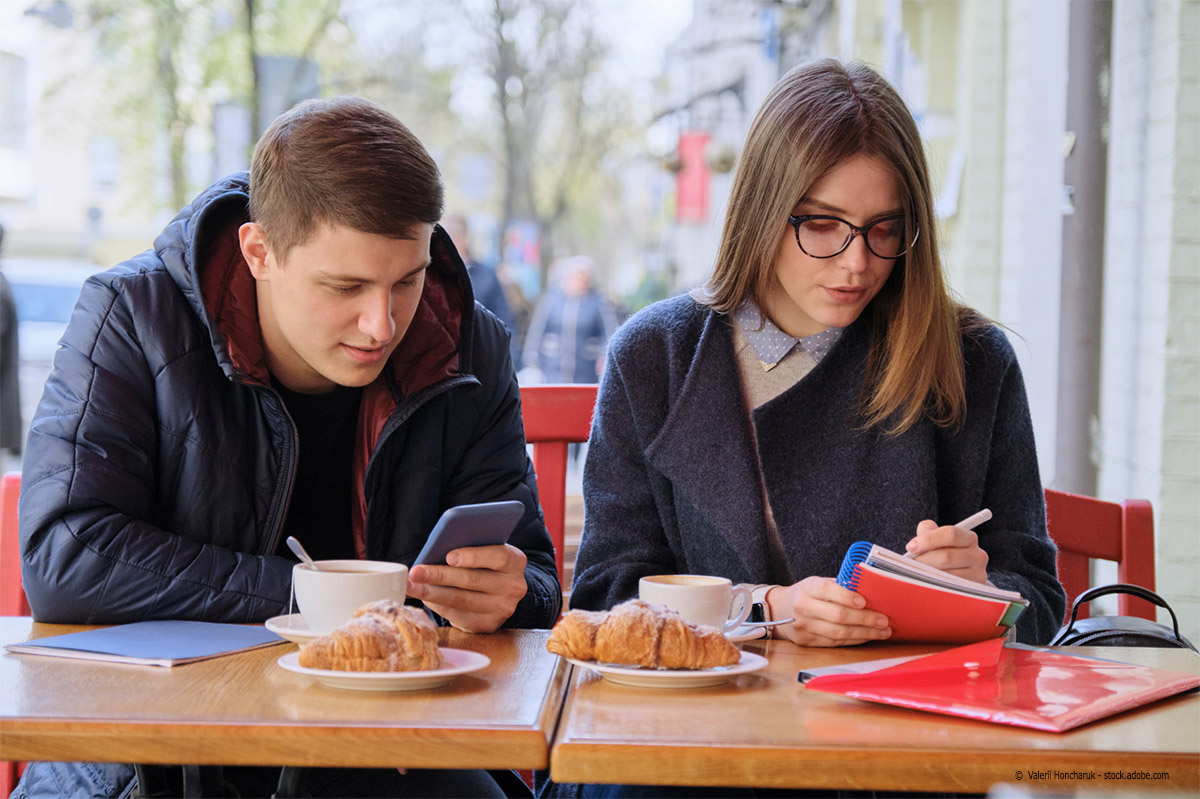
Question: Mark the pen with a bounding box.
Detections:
[903,508,992,558]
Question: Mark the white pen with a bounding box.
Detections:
[903,508,992,558]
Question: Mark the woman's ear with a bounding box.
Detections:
[239,222,272,279]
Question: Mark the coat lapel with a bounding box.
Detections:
[751,320,940,576]
[643,312,776,581]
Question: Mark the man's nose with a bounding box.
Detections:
[360,291,397,343]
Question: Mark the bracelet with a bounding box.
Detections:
[750,584,775,639]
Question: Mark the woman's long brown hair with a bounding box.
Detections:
[699,58,979,434]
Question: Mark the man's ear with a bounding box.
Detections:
[239,222,272,279]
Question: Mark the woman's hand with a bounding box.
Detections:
[905,519,989,584]
[766,577,892,647]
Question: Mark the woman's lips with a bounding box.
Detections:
[825,286,867,304]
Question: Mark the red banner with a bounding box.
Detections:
[676,131,711,223]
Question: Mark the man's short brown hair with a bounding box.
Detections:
[249,96,444,259]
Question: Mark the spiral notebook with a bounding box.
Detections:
[837,541,1028,643]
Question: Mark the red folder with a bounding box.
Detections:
[804,638,1200,732]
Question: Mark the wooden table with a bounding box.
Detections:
[549,637,1200,793]
[0,617,569,770]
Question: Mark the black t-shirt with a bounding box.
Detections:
[272,378,363,562]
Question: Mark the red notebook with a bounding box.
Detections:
[837,542,1028,643]
[803,638,1200,732]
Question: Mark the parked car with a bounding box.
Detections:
[1,258,103,445]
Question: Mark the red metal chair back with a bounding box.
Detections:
[520,384,597,583]
[1,472,28,617]
[1044,487,1155,621]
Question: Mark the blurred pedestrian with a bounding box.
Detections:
[520,255,619,385]
[444,213,518,363]
[496,260,532,356]
[0,223,21,457]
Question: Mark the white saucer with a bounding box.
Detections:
[566,650,768,688]
[726,625,768,645]
[265,613,321,645]
[277,648,490,691]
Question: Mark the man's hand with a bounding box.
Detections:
[905,519,990,584]
[406,544,528,633]
[768,577,892,647]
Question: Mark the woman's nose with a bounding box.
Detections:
[837,233,872,273]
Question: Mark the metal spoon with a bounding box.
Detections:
[286,536,320,571]
[741,618,795,627]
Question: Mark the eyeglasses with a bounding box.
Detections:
[787,213,919,259]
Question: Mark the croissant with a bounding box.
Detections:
[547,599,740,669]
[298,599,443,672]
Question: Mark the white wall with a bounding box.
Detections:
[944,0,1006,317]
[1100,0,1200,643]
[896,0,1198,639]
[997,0,1071,486]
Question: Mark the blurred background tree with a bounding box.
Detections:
[47,0,358,212]
[38,0,644,298]
[474,0,631,290]
[412,0,644,294]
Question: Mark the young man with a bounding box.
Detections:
[17,97,558,798]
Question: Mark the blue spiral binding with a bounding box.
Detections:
[836,541,875,590]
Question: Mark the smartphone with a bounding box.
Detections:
[411,500,526,566]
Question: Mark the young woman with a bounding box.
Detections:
[570,58,1065,648]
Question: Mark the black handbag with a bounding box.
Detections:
[1050,583,1197,652]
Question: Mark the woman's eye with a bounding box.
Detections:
[804,220,841,234]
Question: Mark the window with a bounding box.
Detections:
[0,51,29,151]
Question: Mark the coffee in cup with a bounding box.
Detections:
[638,574,752,632]
[292,559,409,635]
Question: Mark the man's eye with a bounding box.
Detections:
[330,285,358,295]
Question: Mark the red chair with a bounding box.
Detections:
[1,471,28,618]
[1044,487,1156,621]
[519,384,597,586]
[1,470,28,796]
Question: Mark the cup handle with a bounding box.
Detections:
[724,585,753,632]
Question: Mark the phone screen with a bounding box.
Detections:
[411,500,526,566]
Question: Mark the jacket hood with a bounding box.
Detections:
[152,172,473,396]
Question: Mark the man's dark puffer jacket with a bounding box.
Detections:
[18,171,560,628]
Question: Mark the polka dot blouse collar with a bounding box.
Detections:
[734,301,845,371]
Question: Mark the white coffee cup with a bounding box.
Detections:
[638,574,753,632]
[292,559,409,635]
